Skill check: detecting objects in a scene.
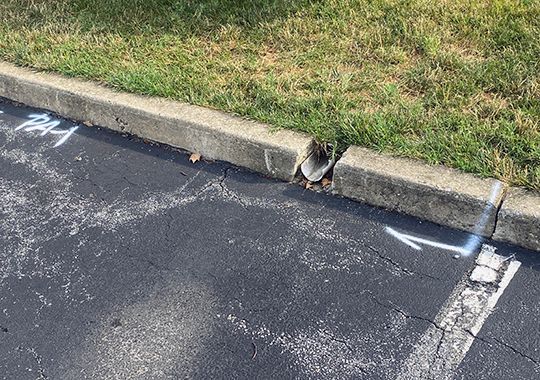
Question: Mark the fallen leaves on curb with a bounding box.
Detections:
[189,153,201,163]
[305,181,314,189]
[321,178,332,187]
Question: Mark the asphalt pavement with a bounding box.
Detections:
[0,98,538,380]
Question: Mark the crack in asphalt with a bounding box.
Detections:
[469,333,540,367]
[365,245,442,281]
[369,289,540,370]
[368,293,444,331]
[491,337,539,366]
[319,329,355,354]
[216,167,249,209]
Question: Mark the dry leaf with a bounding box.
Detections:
[251,342,257,360]
[83,121,93,127]
[189,153,201,163]
[305,181,314,189]
[321,178,332,187]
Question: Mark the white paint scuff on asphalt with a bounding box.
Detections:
[397,244,521,380]
[226,314,378,378]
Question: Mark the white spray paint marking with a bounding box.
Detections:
[462,180,504,254]
[386,181,504,257]
[14,113,78,147]
[0,144,205,290]
[385,227,470,255]
[263,149,275,175]
[397,245,521,380]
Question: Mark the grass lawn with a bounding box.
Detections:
[1,0,539,190]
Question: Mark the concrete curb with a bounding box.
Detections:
[493,188,540,252]
[333,146,539,251]
[332,146,505,237]
[1,62,538,252]
[0,62,315,181]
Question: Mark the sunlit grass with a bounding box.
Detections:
[1,0,539,189]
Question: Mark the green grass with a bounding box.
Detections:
[1,0,539,189]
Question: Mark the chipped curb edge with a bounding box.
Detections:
[0,62,538,252]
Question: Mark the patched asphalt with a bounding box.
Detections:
[0,99,538,379]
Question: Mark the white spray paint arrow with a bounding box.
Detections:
[386,181,504,257]
[385,227,473,255]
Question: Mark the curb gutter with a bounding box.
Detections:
[0,62,315,182]
[0,62,538,252]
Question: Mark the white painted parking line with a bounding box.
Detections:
[397,245,521,380]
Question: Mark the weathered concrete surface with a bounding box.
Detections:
[493,188,540,252]
[0,62,315,181]
[333,146,505,237]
